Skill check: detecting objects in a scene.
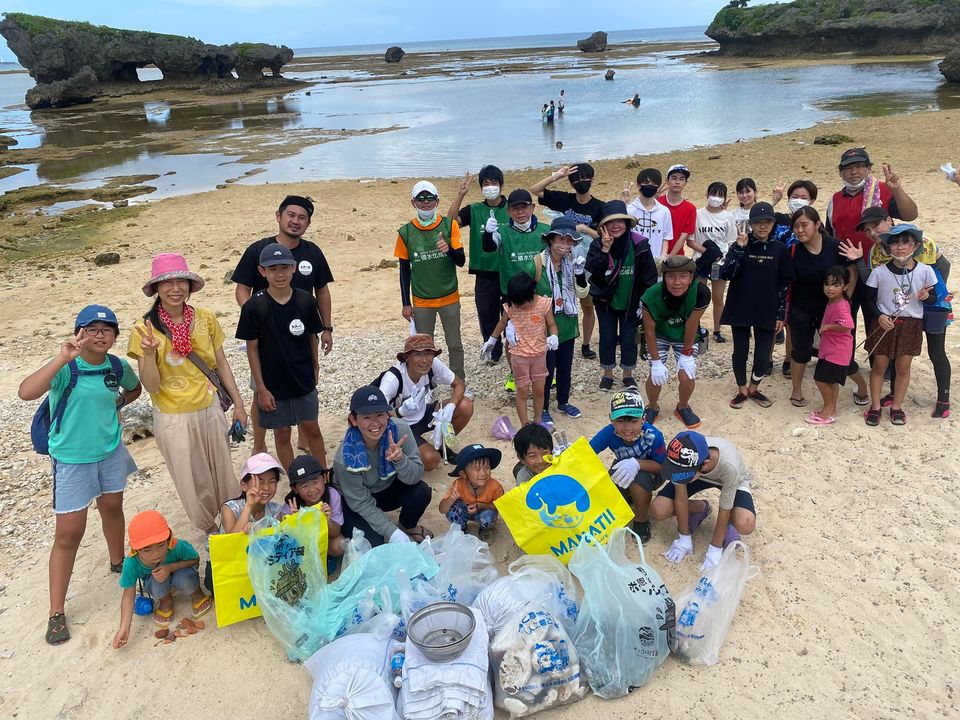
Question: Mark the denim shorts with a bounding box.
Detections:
[52,443,137,514]
[143,566,200,599]
[258,388,319,429]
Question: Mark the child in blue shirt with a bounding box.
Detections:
[589,389,666,543]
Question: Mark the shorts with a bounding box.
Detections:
[814,358,848,386]
[614,469,665,494]
[408,401,440,447]
[865,317,923,359]
[789,308,821,364]
[51,443,137,514]
[658,479,756,515]
[510,354,548,388]
[258,388,319,429]
[655,338,699,362]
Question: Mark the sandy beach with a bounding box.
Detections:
[0,106,957,719]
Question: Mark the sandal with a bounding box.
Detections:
[748,390,773,408]
[933,401,951,419]
[192,594,212,620]
[852,391,870,407]
[805,412,836,426]
[110,561,124,574]
[789,396,807,408]
[729,392,748,409]
[880,393,894,408]
[864,408,881,426]
[643,406,660,425]
[46,612,70,645]
[404,525,435,543]
[890,408,907,426]
[154,606,174,628]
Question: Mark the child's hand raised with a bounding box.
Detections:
[385,433,407,463]
[287,496,299,513]
[59,331,86,363]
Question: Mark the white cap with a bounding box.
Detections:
[412,180,439,199]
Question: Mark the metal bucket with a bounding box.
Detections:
[406,602,475,663]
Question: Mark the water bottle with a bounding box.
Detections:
[390,650,405,688]
[710,259,722,281]
[697,326,709,354]
[551,429,569,454]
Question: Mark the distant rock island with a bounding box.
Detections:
[0,13,297,109]
[706,0,959,56]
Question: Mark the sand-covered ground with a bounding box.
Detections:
[0,108,958,719]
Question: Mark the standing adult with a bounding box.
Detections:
[687,181,736,343]
[658,164,697,257]
[530,163,604,359]
[447,166,510,363]
[130,255,247,534]
[232,195,334,454]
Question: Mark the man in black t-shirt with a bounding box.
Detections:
[531,163,604,359]
[236,244,326,473]
[232,195,334,453]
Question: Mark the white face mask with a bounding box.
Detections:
[843,179,867,193]
[707,196,725,209]
[417,208,437,224]
[787,198,810,213]
[481,185,500,201]
[513,219,532,232]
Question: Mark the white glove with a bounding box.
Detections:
[572,255,586,276]
[430,405,454,451]
[479,337,496,360]
[677,353,697,380]
[437,402,455,425]
[398,386,427,418]
[546,334,559,351]
[505,320,518,348]
[701,544,723,571]
[610,457,640,489]
[389,528,412,544]
[941,162,957,181]
[408,318,418,335]
[649,359,668,386]
[484,216,499,233]
[664,534,694,564]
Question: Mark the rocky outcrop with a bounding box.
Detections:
[577,31,607,53]
[384,46,405,63]
[940,48,960,83]
[706,0,960,56]
[0,13,294,109]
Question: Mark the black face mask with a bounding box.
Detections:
[572,180,592,195]
[639,184,659,198]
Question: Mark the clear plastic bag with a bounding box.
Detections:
[420,524,500,606]
[672,540,757,665]
[568,527,673,699]
[305,632,400,720]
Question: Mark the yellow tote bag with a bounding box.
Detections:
[209,508,329,628]
[495,436,633,565]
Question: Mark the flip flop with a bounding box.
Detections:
[748,390,773,408]
[729,392,748,409]
[404,525,434,543]
[154,606,174,628]
[790,396,807,408]
[805,412,835,426]
[852,391,870,406]
[191,594,212,620]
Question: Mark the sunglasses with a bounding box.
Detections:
[414,194,438,203]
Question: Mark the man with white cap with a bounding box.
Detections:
[395,180,467,380]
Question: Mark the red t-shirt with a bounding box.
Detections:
[657,196,696,255]
[827,181,895,256]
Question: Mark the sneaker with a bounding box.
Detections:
[775,329,785,345]
[933,400,951,419]
[722,524,741,548]
[781,361,791,377]
[674,405,702,429]
[541,410,554,427]
[504,374,516,393]
[880,393,894,408]
[581,344,597,359]
[599,376,614,392]
[557,403,582,418]
[712,331,726,343]
[623,376,638,388]
[643,406,660,424]
[632,519,651,543]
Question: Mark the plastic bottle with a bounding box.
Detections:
[390,650,405,688]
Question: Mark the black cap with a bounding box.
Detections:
[279,195,314,217]
[258,243,296,267]
[541,216,582,243]
[749,202,776,223]
[449,443,502,477]
[839,147,871,168]
[288,455,328,485]
[856,205,890,231]
[350,385,391,414]
[507,188,533,207]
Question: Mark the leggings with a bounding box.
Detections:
[545,338,575,409]
[731,325,775,388]
[888,331,951,403]
[595,302,638,371]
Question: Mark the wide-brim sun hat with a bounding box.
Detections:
[879,223,924,254]
[598,200,638,229]
[142,253,205,297]
[542,216,583,244]
[398,333,442,362]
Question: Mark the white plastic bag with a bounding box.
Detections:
[672,540,757,665]
[569,527,673,699]
[305,633,400,720]
[420,524,500,606]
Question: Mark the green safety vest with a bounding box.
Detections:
[497,221,544,294]
[641,280,700,343]
[398,216,457,300]
[534,252,580,344]
[468,201,509,273]
[609,239,635,312]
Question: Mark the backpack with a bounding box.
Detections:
[31,354,124,455]
[371,366,435,409]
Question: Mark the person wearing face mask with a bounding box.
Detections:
[530,163,604,359]
[772,179,819,248]
[448,165,510,364]
[688,181,736,344]
[395,180,467,381]
[624,167,674,261]
[658,164,697,257]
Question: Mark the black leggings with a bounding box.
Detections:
[731,325,775,388]
[545,338,575,409]
[888,331,951,403]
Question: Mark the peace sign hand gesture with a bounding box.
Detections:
[772,180,787,205]
[600,224,614,252]
[59,331,86,363]
[385,432,408,464]
[621,181,633,202]
[136,319,161,355]
[882,163,901,190]
[456,172,473,196]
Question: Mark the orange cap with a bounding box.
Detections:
[128,510,174,551]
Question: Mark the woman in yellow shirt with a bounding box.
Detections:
[128,254,247,533]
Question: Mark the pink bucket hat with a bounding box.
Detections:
[142,253,205,297]
[240,452,285,481]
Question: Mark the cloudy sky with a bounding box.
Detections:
[2,0,770,49]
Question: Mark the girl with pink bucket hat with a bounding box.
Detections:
[127,253,247,536]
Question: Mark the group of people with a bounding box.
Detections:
[19,147,954,648]
[540,90,565,123]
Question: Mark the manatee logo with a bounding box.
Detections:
[525,474,590,529]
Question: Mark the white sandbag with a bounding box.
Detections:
[305,633,399,720]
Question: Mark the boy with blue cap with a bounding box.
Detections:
[438,443,505,542]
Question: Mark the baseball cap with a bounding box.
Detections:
[666,163,691,179]
[350,385,391,414]
[748,201,776,223]
[609,389,645,420]
[839,147,871,168]
[412,180,439,200]
[288,455,328,486]
[856,205,891,230]
[75,304,119,331]
[507,188,533,207]
[128,510,173,551]
[240,452,285,480]
[258,243,296,267]
[661,431,710,484]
